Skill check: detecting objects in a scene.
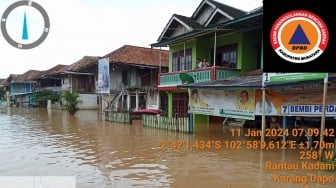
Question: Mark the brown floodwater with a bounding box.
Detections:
[0,107,335,188]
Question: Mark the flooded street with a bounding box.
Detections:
[0,108,335,188]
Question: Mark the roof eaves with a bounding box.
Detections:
[204,8,233,27]
[152,11,262,48]
[61,71,95,75]
[157,15,178,42]
[151,28,214,47]
[191,0,216,19]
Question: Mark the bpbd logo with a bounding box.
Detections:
[270,10,329,63]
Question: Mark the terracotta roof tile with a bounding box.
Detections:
[14,70,42,82]
[64,56,100,72]
[103,45,169,67]
[35,64,68,78]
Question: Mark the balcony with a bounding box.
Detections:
[158,66,240,90]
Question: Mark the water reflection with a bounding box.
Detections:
[0,107,335,188]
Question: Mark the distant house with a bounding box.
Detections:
[3,71,42,107]
[0,79,5,105]
[101,45,168,112]
[34,64,68,92]
[53,45,168,112]
[57,56,100,110]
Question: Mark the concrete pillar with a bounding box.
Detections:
[6,92,9,107]
[156,91,160,109]
[127,93,131,111]
[47,100,51,109]
[135,90,139,110]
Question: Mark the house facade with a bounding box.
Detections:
[52,45,168,112]
[0,79,6,106]
[101,45,168,113]
[3,71,41,107]
[2,64,68,108]
[151,0,263,131]
[35,64,68,92]
[58,56,100,110]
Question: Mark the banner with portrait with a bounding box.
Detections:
[97,58,110,93]
[189,89,255,120]
[255,83,336,116]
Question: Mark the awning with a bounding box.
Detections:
[177,71,336,90]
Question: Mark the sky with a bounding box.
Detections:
[0,0,263,78]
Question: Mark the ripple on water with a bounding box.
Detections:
[1,109,336,188]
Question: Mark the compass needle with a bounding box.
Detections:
[22,11,29,40]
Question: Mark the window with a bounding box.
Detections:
[213,43,238,68]
[172,48,192,71]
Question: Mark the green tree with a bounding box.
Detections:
[34,89,61,107]
[0,87,4,95]
[0,87,4,102]
[62,89,81,115]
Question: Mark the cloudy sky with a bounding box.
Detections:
[0,0,263,78]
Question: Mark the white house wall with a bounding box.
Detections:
[61,76,71,90]
[109,71,122,91]
[77,93,99,110]
[146,91,159,110]
[109,69,140,91]
[130,71,140,87]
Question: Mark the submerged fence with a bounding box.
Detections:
[142,114,191,133]
[104,111,192,133]
[104,111,131,124]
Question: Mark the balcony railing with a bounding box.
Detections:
[159,66,240,87]
[10,88,33,95]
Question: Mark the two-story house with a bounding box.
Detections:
[151,0,263,131]
[34,64,68,92]
[102,45,168,113]
[53,45,168,113]
[57,56,100,110]
[3,70,42,107]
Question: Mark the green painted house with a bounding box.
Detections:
[151,0,263,131]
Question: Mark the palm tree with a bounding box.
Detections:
[62,89,81,115]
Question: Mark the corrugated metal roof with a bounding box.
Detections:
[265,73,336,89]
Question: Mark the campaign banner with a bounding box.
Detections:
[97,58,110,93]
[189,89,255,120]
[255,84,336,116]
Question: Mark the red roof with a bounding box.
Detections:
[103,45,168,67]
[63,56,100,72]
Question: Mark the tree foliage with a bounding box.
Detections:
[34,89,61,107]
[0,87,5,98]
[62,89,81,115]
